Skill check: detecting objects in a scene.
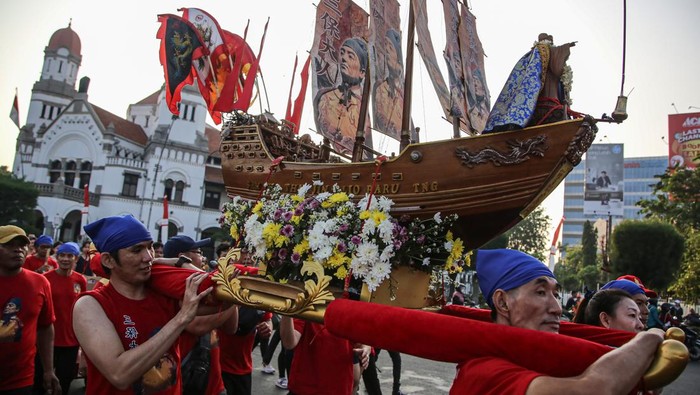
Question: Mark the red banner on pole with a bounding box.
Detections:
[163,195,169,220]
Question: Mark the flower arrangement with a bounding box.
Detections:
[219,182,470,292]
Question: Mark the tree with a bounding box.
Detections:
[638,166,700,231]
[669,229,700,303]
[610,219,685,292]
[553,246,581,293]
[507,206,551,261]
[580,220,598,268]
[0,167,38,231]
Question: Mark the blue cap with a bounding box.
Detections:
[35,235,54,247]
[163,235,211,258]
[56,242,80,256]
[476,249,555,308]
[600,279,645,296]
[84,215,152,253]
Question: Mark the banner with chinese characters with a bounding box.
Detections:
[668,112,700,169]
[583,144,624,217]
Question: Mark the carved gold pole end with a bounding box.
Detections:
[643,339,689,390]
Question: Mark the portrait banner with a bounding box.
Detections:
[459,6,490,133]
[583,144,624,217]
[413,0,451,123]
[442,0,470,133]
[668,112,700,169]
[369,0,404,140]
[311,0,372,156]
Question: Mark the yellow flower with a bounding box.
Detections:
[293,239,310,255]
[263,223,283,246]
[326,251,348,268]
[252,201,263,213]
[291,215,302,225]
[359,210,370,220]
[335,265,348,280]
[229,224,239,241]
[370,210,387,225]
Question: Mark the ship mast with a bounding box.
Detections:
[399,0,416,152]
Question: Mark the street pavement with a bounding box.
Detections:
[69,345,699,394]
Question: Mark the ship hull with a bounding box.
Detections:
[220,117,596,249]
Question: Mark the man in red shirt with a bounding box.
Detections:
[43,242,87,395]
[280,315,370,395]
[450,249,665,395]
[219,307,273,395]
[0,225,60,394]
[23,235,57,273]
[72,215,214,394]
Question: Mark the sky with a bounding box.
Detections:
[1,0,698,240]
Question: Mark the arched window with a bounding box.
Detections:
[164,179,174,201]
[64,161,77,187]
[174,180,185,202]
[79,161,92,188]
[49,160,62,183]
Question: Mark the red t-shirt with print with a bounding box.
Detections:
[44,270,86,346]
[450,357,542,395]
[0,269,55,390]
[81,283,181,395]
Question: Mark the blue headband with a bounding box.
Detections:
[56,242,80,256]
[476,249,555,308]
[84,215,152,253]
[35,235,53,247]
[600,279,645,296]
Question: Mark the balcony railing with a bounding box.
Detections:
[35,183,100,206]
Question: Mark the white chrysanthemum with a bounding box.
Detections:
[433,212,442,224]
[423,257,431,266]
[376,195,394,212]
[313,245,334,262]
[313,180,324,186]
[316,192,331,202]
[444,240,453,252]
[361,219,377,236]
[379,244,395,264]
[297,183,312,197]
[308,223,328,251]
[377,220,394,244]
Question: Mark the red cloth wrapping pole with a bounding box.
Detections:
[439,304,634,347]
[148,265,218,300]
[325,299,615,378]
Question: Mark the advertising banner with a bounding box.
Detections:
[584,144,624,216]
[668,112,700,169]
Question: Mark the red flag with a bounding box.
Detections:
[156,14,207,116]
[285,54,299,122]
[180,8,228,124]
[83,184,89,208]
[550,217,566,255]
[211,30,256,114]
[216,18,269,113]
[287,54,311,134]
[163,195,169,221]
[9,91,19,128]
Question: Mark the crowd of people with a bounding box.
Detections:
[0,217,689,395]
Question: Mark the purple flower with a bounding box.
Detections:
[339,223,349,232]
[291,252,302,265]
[351,235,362,245]
[278,248,288,261]
[273,209,283,221]
[337,242,347,253]
[416,235,426,245]
[282,211,293,221]
[281,224,295,237]
[294,205,305,216]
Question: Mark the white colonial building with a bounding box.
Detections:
[12,23,227,256]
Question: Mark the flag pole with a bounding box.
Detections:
[160,195,169,242]
[80,184,89,240]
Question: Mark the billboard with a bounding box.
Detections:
[584,144,624,216]
[668,112,700,169]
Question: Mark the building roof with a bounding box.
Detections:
[204,125,221,158]
[135,90,161,106]
[92,104,148,145]
[205,166,224,184]
[48,23,81,56]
